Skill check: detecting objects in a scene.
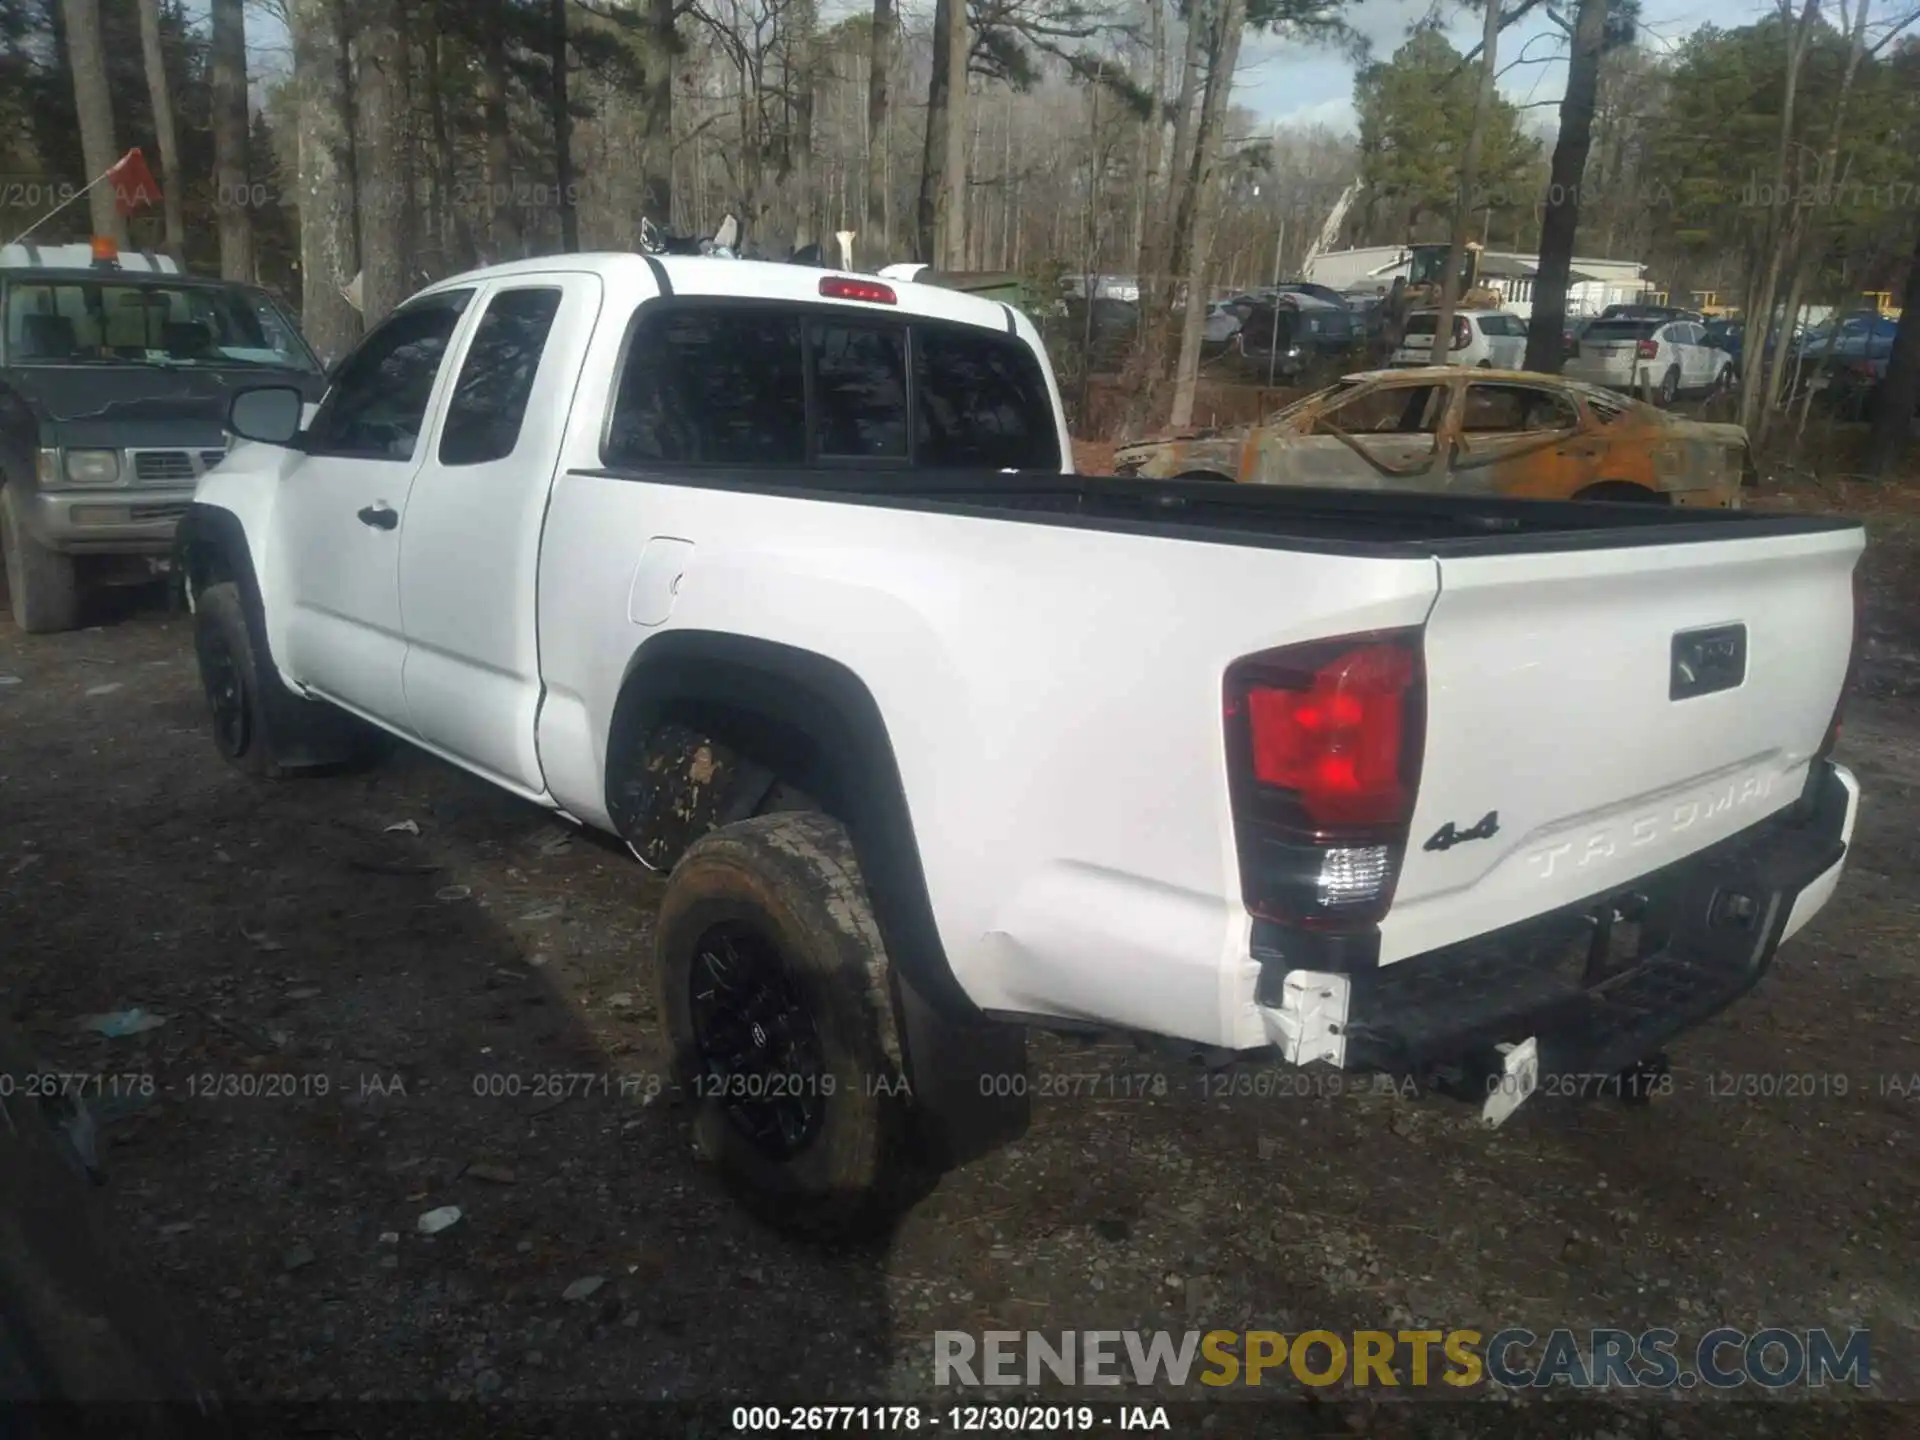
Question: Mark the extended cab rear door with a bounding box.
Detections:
[1380,523,1861,965]
[397,272,604,796]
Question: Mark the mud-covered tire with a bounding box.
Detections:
[192,582,385,779]
[655,811,921,1242]
[0,484,80,635]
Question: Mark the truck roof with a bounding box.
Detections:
[419,252,1020,334]
[0,242,181,274]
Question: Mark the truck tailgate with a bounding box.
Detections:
[1380,525,1861,964]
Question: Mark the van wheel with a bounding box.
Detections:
[655,811,923,1243]
[1,484,80,635]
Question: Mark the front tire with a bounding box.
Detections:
[194,583,284,778]
[192,582,386,778]
[0,484,80,635]
[655,811,921,1242]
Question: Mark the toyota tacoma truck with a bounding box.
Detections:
[174,253,1863,1239]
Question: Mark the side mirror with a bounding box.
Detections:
[228,385,305,447]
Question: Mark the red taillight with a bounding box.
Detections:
[1225,632,1426,930]
[1452,318,1471,350]
[820,276,896,305]
[1636,338,1659,360]
[1245,646,1415,827]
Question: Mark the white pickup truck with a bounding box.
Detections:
[177,254,1863,1239]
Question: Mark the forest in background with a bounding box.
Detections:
[2,0,1919,464]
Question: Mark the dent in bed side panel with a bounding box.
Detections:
[535,471,1440,1049]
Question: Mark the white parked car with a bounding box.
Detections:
[1563,317,1735,405]
[1390,309,1528,368]
[178,252,1861,1239]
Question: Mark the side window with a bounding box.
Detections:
[307,290,473,459]
[438,287,564,466]
[605,307,806,466]
[810,321,908,459]
[1461,383,1579,433]
[1315,384,1443,435]
[914,325,1060,470]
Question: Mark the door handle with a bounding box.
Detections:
[357,503,398,531]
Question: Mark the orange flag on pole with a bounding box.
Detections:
[108,149,161,217]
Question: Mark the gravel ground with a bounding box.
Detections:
[1,524,1916,1437]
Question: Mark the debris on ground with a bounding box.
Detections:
[384,820,422,836]
[416,1206,463,1236]
[77,1009,169,1038]
[562,1276,606,1302]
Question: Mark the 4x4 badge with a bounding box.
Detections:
[1424,811,1500,853]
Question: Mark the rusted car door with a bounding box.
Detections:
[1250,379,1450,490]
[1444,379,1596,497]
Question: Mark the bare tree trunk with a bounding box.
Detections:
[292,0,360,359]
[1160,4,1203,262]
[550,0,578,251]
[356,0,410,324]
[915,0,953,263]
[211,0,254,279]
[1170,0,1244,431]
[1429,0,1503,365]
[1737,0,1820,435]
[1866,219,1920,476]
[426,23,454,275]
[937,0,968,269]
[1760,0,1871,442]
[136,0,185,257]
[863,0,894,258]
[1524,0,1607,373]
[642,0,675,225]
[59,0,125,245]
[1167,2,1225,287]
[1132,0,1166,283]
[791,0,817,252]
[481,0,521,257]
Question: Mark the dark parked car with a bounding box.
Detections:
[1233,294,1359,381]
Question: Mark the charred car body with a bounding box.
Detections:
[1,240,325,632]
[1113,366,1755,507]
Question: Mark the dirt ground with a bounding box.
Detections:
[1,504,1917,1435]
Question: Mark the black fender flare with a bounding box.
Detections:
[606,629,977,1024]
[173,502,327,756]
[608,631,1030,1166]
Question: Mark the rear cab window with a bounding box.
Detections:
[603,302,1060,473]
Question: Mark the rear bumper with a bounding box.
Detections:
[1260,760,1859,1078]
[24,486,195,555]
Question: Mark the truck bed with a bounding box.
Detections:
[578,463,1858,556]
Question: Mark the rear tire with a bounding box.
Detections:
[655,811,924,1243]
[0,484,80,635]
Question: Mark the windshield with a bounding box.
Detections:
[2,278,320,372]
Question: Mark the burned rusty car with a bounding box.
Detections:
[1111,367,1754,506]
